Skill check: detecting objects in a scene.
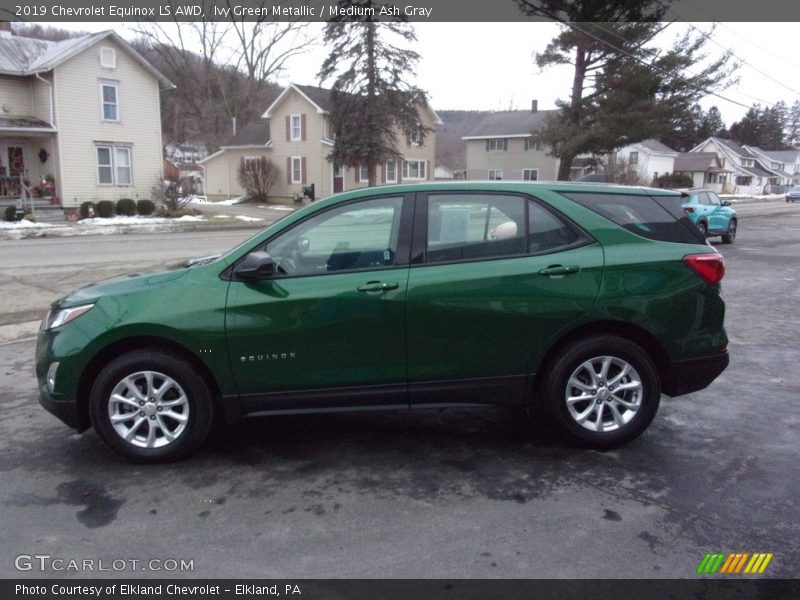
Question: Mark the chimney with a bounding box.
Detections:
[0,22,12,38]
[531,100,538,113]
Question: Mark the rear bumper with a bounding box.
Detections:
[662,349,729,397]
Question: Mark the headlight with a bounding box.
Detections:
[42,304,94,330]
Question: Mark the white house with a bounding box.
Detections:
[614,139,678,183]
[0,25,173,214]
[690,137,775,195]
[742,146,800,188]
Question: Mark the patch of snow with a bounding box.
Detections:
[77,215,206,226]
[235,215,264,222]
[0,220,55,229]
[269,206,295,212]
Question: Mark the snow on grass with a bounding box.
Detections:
[0,220,55,229]
[269,206,295,211]
[235,215,264,222]
[76,215,206,226]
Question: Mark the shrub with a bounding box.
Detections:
[115,198,136,216]
[654,172,694,189]
[22,213,36,223]
[79,201,96,219]
[4,206,17,221]
[96,200,114,218]
[237,156,279,201]
[136,199,155,216]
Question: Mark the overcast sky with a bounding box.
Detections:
[50,21,800,126]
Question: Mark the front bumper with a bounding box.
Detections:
[38,383,89,431]
[661,348,729,397]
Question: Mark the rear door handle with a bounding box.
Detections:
[538,265,580,277]
[357,281,399,292]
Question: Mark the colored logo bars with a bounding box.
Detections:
[697,552,773,574]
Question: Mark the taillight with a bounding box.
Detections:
[683,253,725,284]
[683,206,694,214]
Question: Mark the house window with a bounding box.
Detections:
[357,165,371,182]
[488,169,503,180]
[291,156,302,184]
[485,138,508,151]
[403,159,426,180]
[100,83,119,121]
[290,115,302,141]
[386,162,397,183]
[522,168,538,181]
[524,139,542,151]
[100,47,116,69]
[96,144,132,186]
[243,156,261,170]
[408,130,422,146]
[629,151,638,165]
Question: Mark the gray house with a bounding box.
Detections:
[462,103,559,181]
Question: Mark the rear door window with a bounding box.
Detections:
[562,192,704,244]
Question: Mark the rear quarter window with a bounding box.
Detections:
[562,192,705,244]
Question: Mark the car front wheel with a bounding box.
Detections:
[89,350,214,462]
[721,219,737,244]
[540,335,661,449]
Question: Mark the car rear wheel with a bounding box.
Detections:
[89,350,214,462]
[721,219,737,244]
[539,335,661,449]
[697,221,707,237]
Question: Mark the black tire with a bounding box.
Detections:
[721,219,737,244]
[89,350,214,462]
[697,221,707,237]
[539,335,661,449]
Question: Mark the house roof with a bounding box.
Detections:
[636,139,677,155]
[263,82,442,125]
[674,152,724,172]
[743,145,800,164]
[462,110,554,138]
[740,163,775,178]
[221,119,271,147]
[711,137,748,158]
[0,30,174,89]
[0,115,57,132]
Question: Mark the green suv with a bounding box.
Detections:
[36,182,729,462]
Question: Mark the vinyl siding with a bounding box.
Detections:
[465,138,559,180]
[52,38,164,207]
[203,147,271,201]
[0,75,33,115]
[31,72,53,123]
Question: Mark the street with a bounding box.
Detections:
[0,210,798,578]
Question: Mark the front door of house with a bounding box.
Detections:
[333,164,344,193]
[7,146,24,176]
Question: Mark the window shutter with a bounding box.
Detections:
[301,157,307,184]
[355,166,360,183]
[503,139,508,151]
[301,114,306,141]
[382,164,386,184]
[426,160,430,180]
[285,116,290,142]
[485,140,490,152]
[286,157,291,184]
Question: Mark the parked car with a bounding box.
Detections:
[786,186,800,202]
[36,182,729,462]
[679,187,738,243]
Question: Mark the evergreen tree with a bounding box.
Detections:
[786,100,800,148]
[318,1,430,186]
[517,0,737,179]
[729,103,787,149]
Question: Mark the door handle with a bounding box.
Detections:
[357,281,399,292]
[538,265,580,277]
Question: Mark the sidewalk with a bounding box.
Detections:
[0,203,295,240]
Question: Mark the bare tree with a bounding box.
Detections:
[237,157,280,201]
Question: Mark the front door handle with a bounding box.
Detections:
[357,281,399,292]
[538,265,580,277]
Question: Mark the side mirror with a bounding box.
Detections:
[297,236,310,253]
[722,200,731,207]
[234,251,274,281]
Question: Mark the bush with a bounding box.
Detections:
[136,199,155,216]
[115,198,136,216]
[79,201,96,219]
[237,156,279,201]
[96,200,114,218]
[4,206,17,222]
[22,213,36,223]
[654,172,694,189]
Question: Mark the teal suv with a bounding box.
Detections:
[681,187,737,243]
[36,182,729,462]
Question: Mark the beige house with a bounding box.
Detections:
[201,83,440,202]
[462,104,559,181]
[0,26,173,214]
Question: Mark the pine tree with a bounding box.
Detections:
[318,1,430,186]
[786,100,800,148]
[517,0,737,179]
